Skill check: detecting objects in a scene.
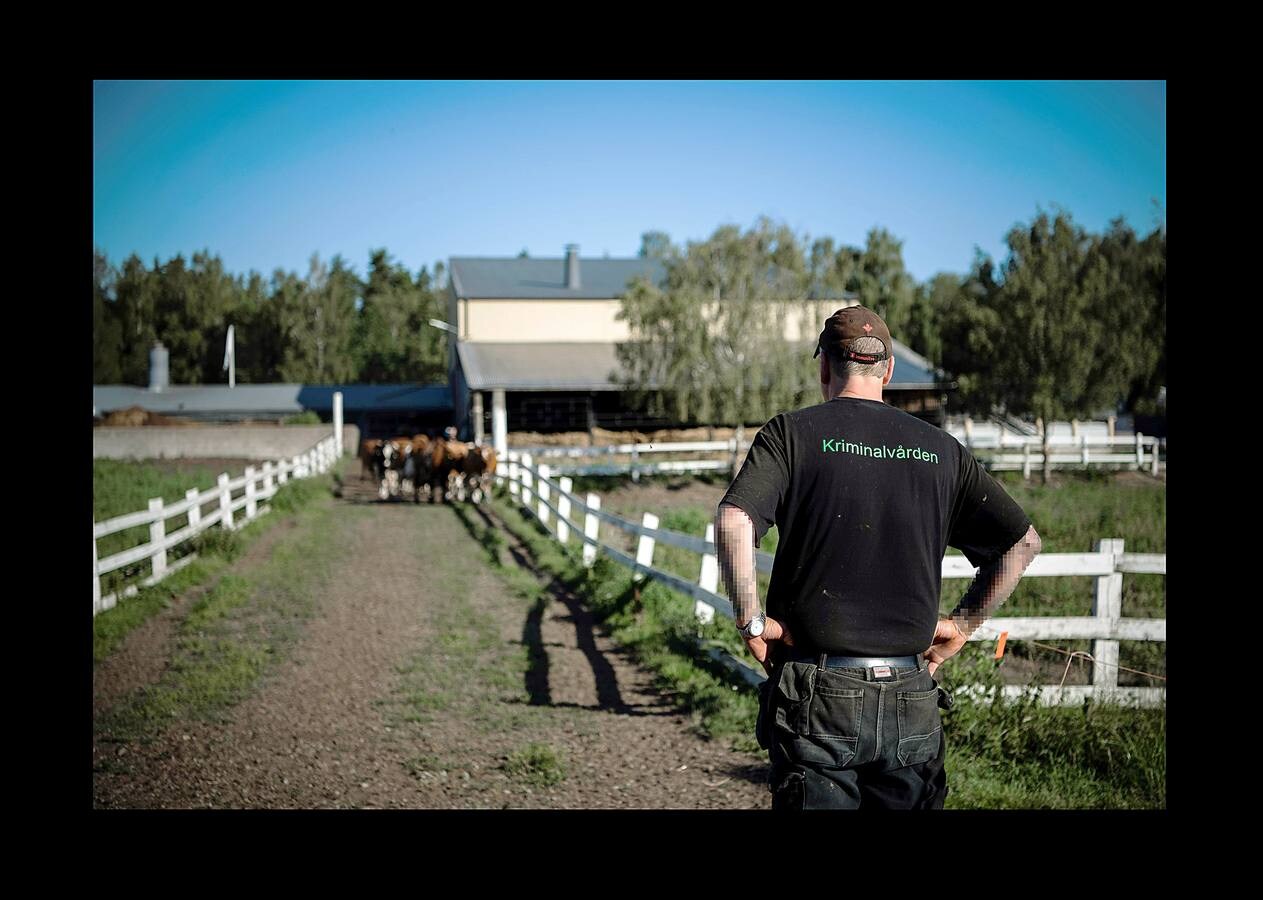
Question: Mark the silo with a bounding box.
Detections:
[148,342,169,392]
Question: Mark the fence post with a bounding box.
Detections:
[557,476,573,544]
[583,493,601,568]
[696,522,719,624]
[732,425,746,478]
[1135,432,1144,469]
[277,456,288,485]
[508,451,520,498]
[333,391,344,457]
[186,487,201,532]
[219,473,234,530]
[309,449,317,476]
[1091,538,1125,692]
[635,512,658,583]
[149,497,167,580]
[245,466,257,520]
[521,453,534,509]
[1152,439,1161,477]
[1107,415,1116,438]
[263,461,274,497]
[963,416,973,451]
[1081,434,1089,468]
[1022,442,1032,481]
[631,444,640,483]
[537,463,552,527]
[92,520,101,616]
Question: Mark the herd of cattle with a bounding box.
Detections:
[359,435,498,504]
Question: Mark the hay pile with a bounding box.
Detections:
[98,406,201,427]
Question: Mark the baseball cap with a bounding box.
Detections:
[813,305,892,364]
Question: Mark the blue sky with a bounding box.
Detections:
[93,80,1165,284]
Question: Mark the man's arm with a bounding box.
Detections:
[715,502,793,674]
[924,524,1042,674]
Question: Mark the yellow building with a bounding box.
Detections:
[448,246,953,453]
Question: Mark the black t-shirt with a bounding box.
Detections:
[720,397,1031,657]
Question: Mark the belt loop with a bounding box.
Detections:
[817,652,827,671]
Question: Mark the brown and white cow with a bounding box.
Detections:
[461,445,498,504]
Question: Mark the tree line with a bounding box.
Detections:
[94,206,1165,429]
[617,209,1165,426]
[93,249,449,386]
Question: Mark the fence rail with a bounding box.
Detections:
[92,433,340,617]
[512,430,1166,479]
[498,451,1166,706]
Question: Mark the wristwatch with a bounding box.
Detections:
[738,611,767,640]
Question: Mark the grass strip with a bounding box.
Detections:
[487,486,1166,809]
[97,477,346,740]
[93,469,333,664]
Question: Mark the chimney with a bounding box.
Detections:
[565,244,580,289]
[149,341,169,392]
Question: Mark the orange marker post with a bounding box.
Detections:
[994,631,1009,661]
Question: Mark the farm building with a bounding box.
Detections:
[447,246,955,451]
[93,348,453,439]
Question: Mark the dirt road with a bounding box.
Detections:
[92,466,769,809]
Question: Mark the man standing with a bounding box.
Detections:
[715,306,1041,810]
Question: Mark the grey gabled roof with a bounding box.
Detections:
[456,339,951,393]
[449,256,666,300]
[93,383,452,416]
[457,343,635,391]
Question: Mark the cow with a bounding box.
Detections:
[385,437,413,498]
[375,440,396,500]
[411,434,442,502]
[360,439,384,481]
[441,440,471,501]
[461,444,498,504]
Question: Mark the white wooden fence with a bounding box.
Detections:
[92,433,339,617]
[499,451,1166,707]
[513,432,1165,480]
[513,439,752,480]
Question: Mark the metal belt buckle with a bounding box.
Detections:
[872,665,893,679]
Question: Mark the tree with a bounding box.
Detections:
[275,254,361,383]
[93,248,123,383]
[638,230,673,261]
[113,254,160,385]
[617,218,816,425]
[856,227,917,339]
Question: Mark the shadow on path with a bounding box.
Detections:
[453,500,673,718]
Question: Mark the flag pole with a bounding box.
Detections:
[224,325,236,388]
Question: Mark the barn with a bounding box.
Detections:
[446,246,955,453]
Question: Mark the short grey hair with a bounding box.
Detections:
[827,336,890,380]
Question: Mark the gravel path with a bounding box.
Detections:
[93,469,770,809]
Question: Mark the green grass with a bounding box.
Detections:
[489,472,1166,808]
[503,742,566,786]
[384,504,545,740]
[488,492,764,752]
[94,459,241,575]
[97,478,345,738]
[93,470,332,664]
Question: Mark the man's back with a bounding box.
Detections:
[721,397,1030,657]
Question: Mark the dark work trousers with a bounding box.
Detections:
[756,653,948,810]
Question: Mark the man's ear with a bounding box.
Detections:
[883,355,895,387]
[820,353,831,385]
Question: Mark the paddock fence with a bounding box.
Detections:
[497,451,1166,708]
[512,430,1165,480]
[92,433,339,617]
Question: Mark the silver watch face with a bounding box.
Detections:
[745,615,765,638]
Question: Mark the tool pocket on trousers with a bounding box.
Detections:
[896,685,942,767]
[807,672,863,768]
[771,662,812,736]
